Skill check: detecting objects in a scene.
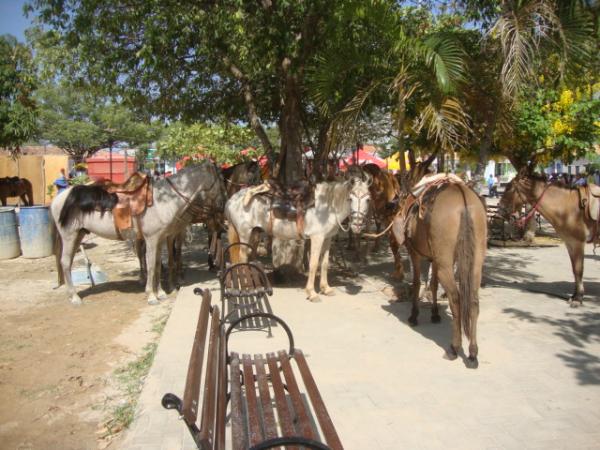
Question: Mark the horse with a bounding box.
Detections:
[0,176,33,206]
[51,161,226,305]
[392,175,487,367]
[498,168,599,306]
[226,176,372,302]
[222,160,262,197]
[360,164,404,277]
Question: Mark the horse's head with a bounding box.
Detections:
[497,179,523,220]
[346,176,372,234]
[498,168,544,220]
[192,161,227,212]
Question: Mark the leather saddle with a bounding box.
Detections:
[96,173,153,234]
[578,184,600,244]
[267,179,315,221]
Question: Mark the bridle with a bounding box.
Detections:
[510,176,550,228]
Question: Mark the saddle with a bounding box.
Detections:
[578,184,600,245]
[243,179,315,236]
[393,174,466,246]
[96,173,153,234]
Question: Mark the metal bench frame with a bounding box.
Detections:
[162,289,342,450]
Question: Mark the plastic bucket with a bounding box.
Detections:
[18,206,55,258]
[0,207,21,259]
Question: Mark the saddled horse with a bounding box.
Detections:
[226,176,372,302]
[499,168,599,306]
[0,176,33,206]
[392,174,487,367]
[223,160,262,197]
[51,162,226,305]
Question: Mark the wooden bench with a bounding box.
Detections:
[162,289,343,450]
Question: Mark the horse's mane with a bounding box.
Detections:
[58,185,118,228]
[319,180,349,209]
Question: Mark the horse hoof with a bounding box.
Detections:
[408,316,418,327]
[431,314,441,323]
[321,288,336,296]
[148,298,160,305]
[444,346,458,360]
[568,297,583,308]
[308,295,322,303]
[71,297,83,306]
[466,356,479,369]
[157,290,168,300]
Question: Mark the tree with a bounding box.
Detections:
[36,82,158,162]
[28,0,416,183]
[156,122,258,164]
[0,35,38,156]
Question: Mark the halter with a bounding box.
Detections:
[336,187,370,232]
[512,177,550,229]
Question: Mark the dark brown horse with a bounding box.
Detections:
[499,168,599,306]
[392,174,487,367]
[222,161,262,197]
[0,177,33,206]
[361,164,404,278]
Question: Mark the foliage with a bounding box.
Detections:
[0,35,38,156]
[506,84,600,166]
[156,122,258,164]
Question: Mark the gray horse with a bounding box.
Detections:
[51,162,226,305]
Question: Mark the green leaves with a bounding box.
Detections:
[0,35,38,156]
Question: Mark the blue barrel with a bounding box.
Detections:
[0,207,21,259]
[18,206,55,258]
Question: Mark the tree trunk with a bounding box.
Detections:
[279,75,304,184]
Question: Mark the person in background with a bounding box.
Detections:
[54,168,70,194]
[574,173,587,187]
[487,173,498,198]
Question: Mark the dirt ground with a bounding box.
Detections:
[0,236,174,450]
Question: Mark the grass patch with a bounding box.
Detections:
[99,311,170,438]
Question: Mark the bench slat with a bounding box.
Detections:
[229,353,247,450]
[215,327,227,450]
[242,354,264,446]
[199,307,221,444]
[278,350,317,441]
[254,354,278,441]
[182,294,211,425]
[266,353,298,446]
[294,349,343,450]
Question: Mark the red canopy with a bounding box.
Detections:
[339,149,386,169]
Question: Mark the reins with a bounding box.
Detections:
[513,180,550,229]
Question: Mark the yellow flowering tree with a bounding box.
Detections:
[505,84,600,167]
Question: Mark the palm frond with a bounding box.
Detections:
[413,97,470,151]
[421,33,467,93]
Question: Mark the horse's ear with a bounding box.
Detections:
[362,172,373,187]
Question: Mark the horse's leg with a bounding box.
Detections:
[60,230,85,305]
[167,235,176,292]
[155,239,168,300]
[144,236,162,305]
[319,237,335,296]
[430,263,441,323]
[305,234,325,302]
[389,230,404,280]
[1,196,6,206]
[408,251,421,326]
[437,265,461,360]
[135,238,147,285]
[176,233,184,282]
[565,238,585,306]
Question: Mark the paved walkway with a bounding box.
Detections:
[122,241,600,450]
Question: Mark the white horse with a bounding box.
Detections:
[51,162,226,305]
[226,177,371,302]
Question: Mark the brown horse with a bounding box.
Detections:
[0,177,33,206]
[222,161,262,197]
[361,164,404,278]
[392,175,487,367]
[498,168,599,306]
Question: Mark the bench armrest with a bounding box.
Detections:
[225,312,295,358]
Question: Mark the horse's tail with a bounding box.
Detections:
[455,189,476,337]
[23,179,33,205]
[227,223,241,263]
[58,185,117,228]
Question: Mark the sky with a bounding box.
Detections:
[0,0,32,42]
